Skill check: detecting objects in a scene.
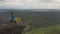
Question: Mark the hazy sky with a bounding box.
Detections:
[0,0,60,9]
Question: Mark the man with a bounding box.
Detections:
[10,12,15,22]
[10,12,22,24]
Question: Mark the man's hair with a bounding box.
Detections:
[11,12,13,15]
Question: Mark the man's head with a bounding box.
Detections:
[11,12,13,15]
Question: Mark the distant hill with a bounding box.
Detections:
[0,9,59,26]
[0,9,60,34]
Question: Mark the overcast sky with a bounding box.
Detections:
[0,0,60,9]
